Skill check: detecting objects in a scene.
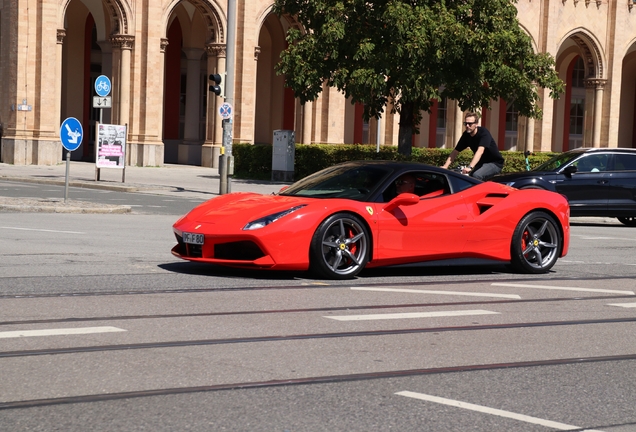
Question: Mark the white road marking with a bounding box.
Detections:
[324,310,499,321]
[607,302,636,308]
[0,327,126,339]
[352,287,521,299]
[492,283,634,295]
[395,391,604,431]
[0,226,85,234]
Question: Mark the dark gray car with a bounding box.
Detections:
[492,148,636,226]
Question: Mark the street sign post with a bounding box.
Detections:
[93,75,113,181]
[59,117,84,203]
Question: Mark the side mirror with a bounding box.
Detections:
[383,193,420,212]
[562,165,577,177]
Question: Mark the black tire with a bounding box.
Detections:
[510,211,562,274]
[617,217,636,227]
[309,213,370,279]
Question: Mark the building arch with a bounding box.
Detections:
[162,0,225,43]
[59,0,132,37]
[162,1,226,165]
[558,28,606,79]
[618,41,636,148]
[254,11,290,145]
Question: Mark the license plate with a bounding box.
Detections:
[183,232,204,245]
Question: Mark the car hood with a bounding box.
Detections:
[492,171,556,183]
[184,192,313,222]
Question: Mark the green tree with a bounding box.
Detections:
[273,0,564,155]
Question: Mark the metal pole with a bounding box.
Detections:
[64,151,70,203]
[219,0,236,195]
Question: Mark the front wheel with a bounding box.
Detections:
[617,217,636,227]
[510,211,562,274]
[309,213,370,279]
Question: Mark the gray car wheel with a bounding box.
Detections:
[310,213,370,279]
[510,211,562,274]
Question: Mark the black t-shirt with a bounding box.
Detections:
[455,127,504,166]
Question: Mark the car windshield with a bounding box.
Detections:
[279,164,394,200]
[533,151,582,172]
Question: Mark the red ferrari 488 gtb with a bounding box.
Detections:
[172,161,570,279]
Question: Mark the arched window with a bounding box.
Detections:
[504,101,519,150]
[569,57,585,149]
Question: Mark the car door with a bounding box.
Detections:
[375,171,473,263]
[555,153,610,216]
[607,153,636,215]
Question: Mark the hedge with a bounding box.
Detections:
[232,143,557,181]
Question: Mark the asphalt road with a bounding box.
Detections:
[0,188,635,431]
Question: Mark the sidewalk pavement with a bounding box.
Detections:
[0,161,289,213]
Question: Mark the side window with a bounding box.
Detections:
[612,154,636,171]
[574,154,608,173]
[382,172,450,202]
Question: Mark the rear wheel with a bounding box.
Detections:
[510,211,562,274]
[617,217,636,227]
[309,213,370,279]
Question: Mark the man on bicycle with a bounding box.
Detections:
[441,112,504,181]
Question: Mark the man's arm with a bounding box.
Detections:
[442,149,460,169]
[466,146,485,173]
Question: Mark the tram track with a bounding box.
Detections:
[1,293,634,327]
[1,274,635,299]
[3,316,636,359]
[2,353,635,410]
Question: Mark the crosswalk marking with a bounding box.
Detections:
[352,287,521,299]
[324,310,499,321]
[0,327,126,339]
[492,283,634,295]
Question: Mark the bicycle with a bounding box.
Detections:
[524,150,533,171]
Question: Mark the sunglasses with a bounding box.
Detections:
[463,121,477,126]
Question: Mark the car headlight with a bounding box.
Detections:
[243,205,307,230]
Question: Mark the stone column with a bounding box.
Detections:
[202,43,226,168]
[96,39,114,124]
[111,35,134,135]
[302,101,313,144]
[586,78,607,148]
[179,48,204,165]
[454,101,464,147]
[525,117,535,153]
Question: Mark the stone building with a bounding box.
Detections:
[1,0,635,167]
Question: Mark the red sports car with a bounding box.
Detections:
[172,161,570,279]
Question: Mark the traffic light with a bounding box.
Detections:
[209,73,225,98]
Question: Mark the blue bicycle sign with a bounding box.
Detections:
[94,75,111,97]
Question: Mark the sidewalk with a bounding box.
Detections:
[0,161,289,213]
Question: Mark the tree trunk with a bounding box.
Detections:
[397,101,414,156]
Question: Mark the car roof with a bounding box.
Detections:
[567,147,636,154]
[336,160,448,172]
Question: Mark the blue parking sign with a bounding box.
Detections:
[60,117,83,151]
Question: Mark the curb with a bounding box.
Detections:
[0,203,132,214]
[0,175,140,193]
